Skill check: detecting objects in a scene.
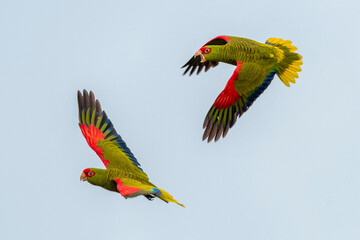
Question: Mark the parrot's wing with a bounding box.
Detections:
[182,55,219,76]
[202,62,277,142]
[114,178,158,198]
[77,90,148,178]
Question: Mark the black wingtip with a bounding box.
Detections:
[182,55,219,76]
[77,91,84,123]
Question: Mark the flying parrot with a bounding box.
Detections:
[182,36,303,142]
[77,90,184,207]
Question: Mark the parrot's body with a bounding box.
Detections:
[183,36,303,142]
[78,90,184,207]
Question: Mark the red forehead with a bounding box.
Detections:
[199,46,212,54]
[83,168,95,177]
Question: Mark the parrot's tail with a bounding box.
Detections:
[156,188,185,208]
[266,38,303,87]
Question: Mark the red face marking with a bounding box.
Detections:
[83,168,95,177]
[200,47,211,54]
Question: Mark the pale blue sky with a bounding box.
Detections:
[1,0,360,239]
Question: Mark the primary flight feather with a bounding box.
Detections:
[78,90,184,207]
[183,36,303,142]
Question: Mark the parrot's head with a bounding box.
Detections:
[193,36,231,63]
[80,168,107,186]
[80,168,95,182]
[194,45,223,63]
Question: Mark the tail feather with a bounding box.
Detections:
[157,188,185,208]
[266,38,303,87]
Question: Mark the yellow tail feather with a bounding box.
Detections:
[157,188,185,208]
[266,38,303,87]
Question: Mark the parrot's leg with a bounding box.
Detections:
[144,194,155,201]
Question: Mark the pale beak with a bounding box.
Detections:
[194,50,206,63]
[80,172,87,182]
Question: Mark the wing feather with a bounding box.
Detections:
[182,56,219,76]
[202,63,277,142]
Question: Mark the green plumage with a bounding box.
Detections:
[78,90,184,207]
[210,37,278,66]
[183,36,302,142]
[85,168,118,192]
[85,168,154,192]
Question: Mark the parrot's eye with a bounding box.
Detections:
[88,172,94,177]
[204,48,211,54]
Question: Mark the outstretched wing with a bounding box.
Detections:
[202,62,277,142]
[77,90,147,178]
[182,36,232,75]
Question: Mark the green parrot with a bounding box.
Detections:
[78,90,184,207]
[183,36,303,142]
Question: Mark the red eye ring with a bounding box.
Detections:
[88,172,94,177]
[204,48,211,54]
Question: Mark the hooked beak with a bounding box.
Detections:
[194,50,206,63]
[80,172,87,182]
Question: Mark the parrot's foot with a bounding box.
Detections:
[144,194,155,201]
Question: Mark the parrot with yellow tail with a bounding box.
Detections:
[182,36,303,142]
[78,90,184,207]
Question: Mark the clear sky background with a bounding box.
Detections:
[1,0,359,239]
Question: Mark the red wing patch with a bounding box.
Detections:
[114,179,141,197]
[79,124,110,167]
[213,62,242,109]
